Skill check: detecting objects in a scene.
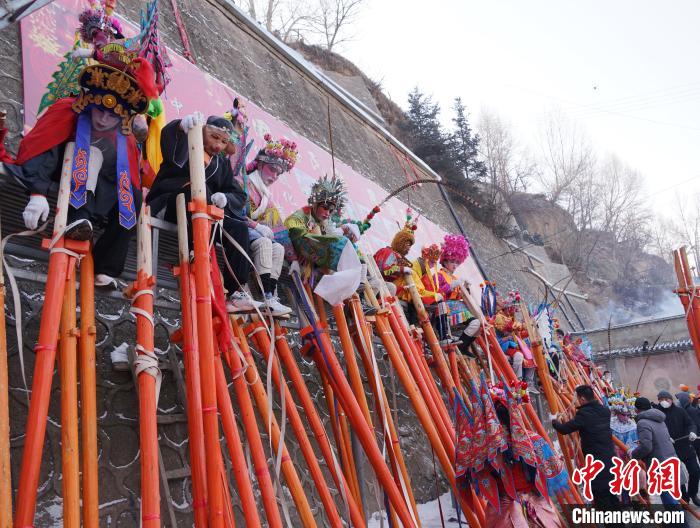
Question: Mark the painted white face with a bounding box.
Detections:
[260,162,283,186]
[90,107,120,132]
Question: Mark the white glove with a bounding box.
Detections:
[210,192,227,208]
[180,111,205,133]
[342,223,360,242]
[548,413,558,421]
[22,195,50,230]
[690,432,698,442]
[399,267,412,274]
[328,225,344,236]
[289,260,301,276]
[71,47,93,60]
[254,223,274,239]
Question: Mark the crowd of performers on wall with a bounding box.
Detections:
[0,2,668,526]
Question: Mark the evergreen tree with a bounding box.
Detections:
[403,87,456,178]
[450,97,486,181]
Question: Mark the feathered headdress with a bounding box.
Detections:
[441,234,470,265]
[308,175,347,213]
[223,97,249,145]
[391,208,418,252]
[256,133,298,172]
[78,3,123,43]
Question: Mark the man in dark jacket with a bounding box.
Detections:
[148,112,261,313]
[631,397,684,516]
[552,385,619,509]
[659,390,700,505]
[677,391,700,467]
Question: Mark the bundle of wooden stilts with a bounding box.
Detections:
[673,246,700,368]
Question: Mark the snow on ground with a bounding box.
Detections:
[368,492,466,528]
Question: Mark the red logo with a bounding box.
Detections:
[572,453,605,502]
[609,456,642,497]
[648,457,681,500]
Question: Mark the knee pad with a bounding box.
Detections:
[251,237,273,273]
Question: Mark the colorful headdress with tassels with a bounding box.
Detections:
[78,1,123,43]
[308,175,347,214]
[421,243,442,263]
[391,208,418,252]
[256,133,298,172]
[441,234,470,265]
[608,390,636,417]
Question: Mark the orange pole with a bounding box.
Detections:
[79,252,99,528]
[174,196,208,528]
[332,303,373,427]
[385,308,455,451]
[675,249,700,365]
[129,194,161,527]
[306,325,417,528]
[239,319,347,528]
[187,124,225,527]
[59,268,80,527]
[220,333,317,528]
[348,298,421,525]
[0,215,10,528]
[213,321,283,528]
[268,323,367,528]
[448,348,463,395]
[14,145,83,525]
[387,304,454,437]
[212,356,262,528]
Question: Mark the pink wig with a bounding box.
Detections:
[440,234,470,265]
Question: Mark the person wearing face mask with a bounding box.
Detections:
[147,112,262,313]
[283,175,363,306]
[657,390,700,505]
[234,134,296,316]
[552,385,619,510]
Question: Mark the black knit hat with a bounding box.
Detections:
[635,397,651,411]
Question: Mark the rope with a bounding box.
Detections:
[133,344,162,406]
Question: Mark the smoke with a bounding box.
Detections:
[597,288,684,326]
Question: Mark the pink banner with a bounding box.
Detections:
[20,0,484,295]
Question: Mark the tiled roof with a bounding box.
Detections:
[593,339,694,359]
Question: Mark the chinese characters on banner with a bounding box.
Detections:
[573,454,681,501]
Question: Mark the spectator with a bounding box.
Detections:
[631,397,685,520]
[552,385,619,509]
[657,390,700,506]
[677,391,700,491]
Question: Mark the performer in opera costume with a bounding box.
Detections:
[438,233,481,354]
[235,131,296,316]
[147,111,263,313]
[2,55,158,287]
[373,210,442,307]
[283,175,363,306]
[493,292,536,386]
[455,378,567,528]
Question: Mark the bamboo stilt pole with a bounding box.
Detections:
[126,191,162,527]
[212,321,283,528]
[219,332,317,528]
[348,297,421,526]
[187,124,225,527]
[211,352,262,528]
[59,269,80,527]
[238,318,346,528]
[0,209,11,528]
[14,144,85,525]
[267,323,367,528]
[174,194,208,528]
[79,252,99,528]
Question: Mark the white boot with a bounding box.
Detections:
[95,273,119,289]
[263,293,293,317]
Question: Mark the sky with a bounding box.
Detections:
[341,0,700,213]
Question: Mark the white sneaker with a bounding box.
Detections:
[95,273,119,289]
[263,294,292,317]
[226,290,263,313]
